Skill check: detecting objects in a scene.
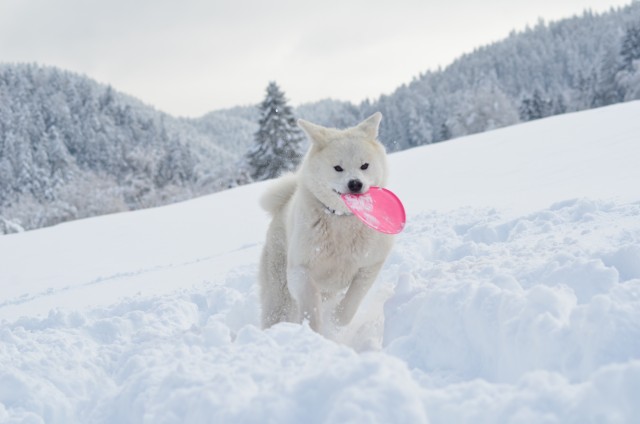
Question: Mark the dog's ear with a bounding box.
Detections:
[298,119,330,148]
[357,112,382,139]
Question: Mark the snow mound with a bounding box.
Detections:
[384,199,640,384]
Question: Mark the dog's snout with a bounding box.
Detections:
[348,179,363,193]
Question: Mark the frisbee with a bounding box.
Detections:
[341,187,406,234]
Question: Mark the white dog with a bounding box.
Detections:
[259,113,394,334]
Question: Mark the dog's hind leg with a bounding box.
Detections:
[259,226,293,328]
[261,284,292,328]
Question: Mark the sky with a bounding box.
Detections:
[0,0,634,117]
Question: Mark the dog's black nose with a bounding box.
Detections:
[348,179,363,193]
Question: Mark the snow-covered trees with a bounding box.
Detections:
[0,64,243,232]
[519,89,554,121]
[361,3,640,151]
[448,81,519,134]
[620,22,640,71]
[617,22,640,101]
[246,82,304,181]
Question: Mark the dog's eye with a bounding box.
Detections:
[360,163,369,170]
[334,165,344,172]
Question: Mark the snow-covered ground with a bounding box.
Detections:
[1,102,640,423]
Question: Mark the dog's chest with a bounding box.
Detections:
[305,215,381,288]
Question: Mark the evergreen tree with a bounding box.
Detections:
[616,22,640,102]
[592,48,625,107]
[519,89,553,121]
[246,82,304,181]
[437,122,451,143]
[620,22,640,71]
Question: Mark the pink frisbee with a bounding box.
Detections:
[342,187,406,234]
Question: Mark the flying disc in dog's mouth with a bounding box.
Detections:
[341,187,406,234]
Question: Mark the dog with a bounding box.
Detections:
[259,112,394,335]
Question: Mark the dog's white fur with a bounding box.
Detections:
[259,112,394,334]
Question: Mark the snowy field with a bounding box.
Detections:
[1,101,640,423]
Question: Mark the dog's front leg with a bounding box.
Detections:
[287,265,322,331]
[334,262,384,326]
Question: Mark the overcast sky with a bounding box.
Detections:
[0,0,634,117]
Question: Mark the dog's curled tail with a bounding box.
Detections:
[260,173,297,215]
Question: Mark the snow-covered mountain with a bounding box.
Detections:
[1,101,639,423]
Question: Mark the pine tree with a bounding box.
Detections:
[437,122,451,143]
[620,22,640,72]
[592,48,625,107]
[519,89,553,121]
[616,22,640,102]
[246,82,304,181]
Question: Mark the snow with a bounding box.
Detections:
[1,101,640,423]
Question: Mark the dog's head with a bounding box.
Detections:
[297,113,388,214]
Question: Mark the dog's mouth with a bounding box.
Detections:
[333,188,369,196]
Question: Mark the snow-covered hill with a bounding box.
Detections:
[1,102,639,423]
[0,64,253,233]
